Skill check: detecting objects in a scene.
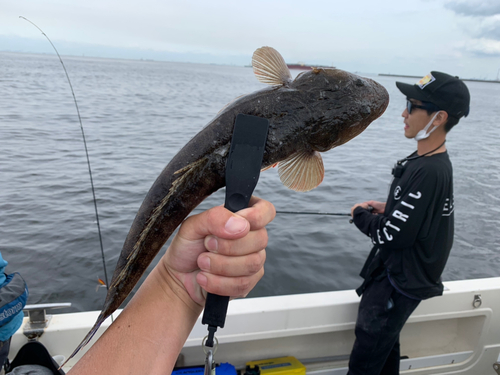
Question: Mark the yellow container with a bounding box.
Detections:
[245,356,306,375]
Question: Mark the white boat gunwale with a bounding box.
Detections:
[9,276,500,375]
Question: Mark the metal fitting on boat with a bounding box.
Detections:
[472,294,482,308]
[23,303,72,340]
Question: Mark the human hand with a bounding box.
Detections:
[365,200,386,214]
[161,196,275,307]
[351,200,386,217]
[351,202,371,217]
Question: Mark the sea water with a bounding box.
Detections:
[0,51,499,312]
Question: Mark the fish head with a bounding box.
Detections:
[252,47,389,192]
[290,67,389,152]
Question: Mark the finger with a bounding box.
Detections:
[198,249,266,277]
[366,201,383,213]
[176,196,274,244]
[351,204,360,217]
[166,207,250,273]
[204,227,268,256]
[197,267,265,298]
[178,206,250,243]
[236,196,276,231]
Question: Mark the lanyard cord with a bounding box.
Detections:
[396,140,446,166]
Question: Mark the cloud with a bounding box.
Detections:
[477,17,500,39]
[445,0,500,17]
[445,1,500,57]
[463,38,500,56]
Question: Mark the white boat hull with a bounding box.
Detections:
[10,277,500,374]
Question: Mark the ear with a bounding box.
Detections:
[433,111,449,126]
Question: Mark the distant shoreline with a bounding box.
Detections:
[379,73,500,84]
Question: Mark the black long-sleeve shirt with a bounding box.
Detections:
[353,151,454,299]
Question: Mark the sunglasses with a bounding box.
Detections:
[406,99,441,114]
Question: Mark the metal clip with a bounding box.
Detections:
[493,361,500,375]
[473,294,482,308]
[204,349,215,375]
[202,335,219,354]
[202,335,218,375]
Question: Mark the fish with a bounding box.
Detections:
[65,46,389,364]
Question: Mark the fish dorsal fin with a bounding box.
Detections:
[252,46,292,86]
[278,151,324,192]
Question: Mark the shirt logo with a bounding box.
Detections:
[417,73,436,89]
[394,186,402,200]
[443,196,454,216]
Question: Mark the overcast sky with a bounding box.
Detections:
[2,0,500,79]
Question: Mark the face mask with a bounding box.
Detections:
[414,112,441,141]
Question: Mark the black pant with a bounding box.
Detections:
[0,337,11,370]
[347,276,420,375]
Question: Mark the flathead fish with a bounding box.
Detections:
[66,46,389,362]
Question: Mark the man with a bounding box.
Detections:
[348,71,470,375]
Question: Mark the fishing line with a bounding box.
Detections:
[193,208,350,217]
[275,211,350,216]
[20,16,111,292]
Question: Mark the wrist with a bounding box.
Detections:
[155,261,204,317]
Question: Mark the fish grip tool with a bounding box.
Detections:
[202,114,269,348]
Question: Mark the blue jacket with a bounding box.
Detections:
[0,253,24,341]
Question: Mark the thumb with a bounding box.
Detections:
[178,206,250,242]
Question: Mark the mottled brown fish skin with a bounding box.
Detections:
[108,68,388,315]
[68,68,389,362]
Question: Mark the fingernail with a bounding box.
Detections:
[205,236,218,252]
[199,256,210,271]
[225,216,247,234]
[197,273,208,287]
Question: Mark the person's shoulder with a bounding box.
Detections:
[426,151,451,168]
[418,152,452,180]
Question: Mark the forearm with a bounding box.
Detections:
[353,203,421,250]
[69,264,203,375]
[68,197,274,375]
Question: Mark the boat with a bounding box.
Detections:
[287,64,335,70]
[287,64,314,71]
[10,276,500,374]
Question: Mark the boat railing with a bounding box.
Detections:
[23,303,72,340]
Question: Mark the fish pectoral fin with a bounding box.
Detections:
[261,162,279,172]
[278,150,324,192]
[252,47,292,86]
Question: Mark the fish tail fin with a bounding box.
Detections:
[58,312,106,370]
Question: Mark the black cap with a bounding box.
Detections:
[396,71,470,119]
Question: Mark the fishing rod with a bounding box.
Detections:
[194,207,354,224]
[278,207,373,224]
[275,210,350,217]
[274,210,356,223]
[192,207,351,217]
[20,16,111,292]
